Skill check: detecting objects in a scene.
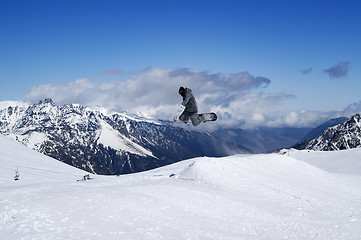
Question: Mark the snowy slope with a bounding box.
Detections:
[97,119,156,158]
[0,135,89,185]
[289,148,361,175]
[1,136,361,240]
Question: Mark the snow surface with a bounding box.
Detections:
[97,120,155,158]
[1,135,361,240]
[289,148,361,175]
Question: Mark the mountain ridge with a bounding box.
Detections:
[294,113,361,151]
[0,99,249,175]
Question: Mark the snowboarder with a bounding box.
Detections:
[175,87,217,126]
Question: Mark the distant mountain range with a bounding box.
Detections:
[0,99,248,175]
[294,113,361,151]
[214,127,312,153]
[1,99,359,175]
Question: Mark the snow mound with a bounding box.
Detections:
[174,154,361,205]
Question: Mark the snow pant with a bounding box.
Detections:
[179,110,203,126]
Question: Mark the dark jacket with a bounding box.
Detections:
[181,88,198,113]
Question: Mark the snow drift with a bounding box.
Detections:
[1,135,360,239]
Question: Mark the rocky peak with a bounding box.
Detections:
[38,98,55,105]
[296,113,361,151]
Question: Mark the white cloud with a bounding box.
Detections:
[23,67,361,130]
[24,68,272,122]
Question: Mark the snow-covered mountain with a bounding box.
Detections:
[295,113,361,151]
[0,99,248,175]
[1,134,360,240]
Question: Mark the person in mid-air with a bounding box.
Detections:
[176,87,205,126]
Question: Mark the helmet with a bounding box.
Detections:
[179,87,185,96]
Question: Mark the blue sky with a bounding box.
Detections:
[1,0,361,128]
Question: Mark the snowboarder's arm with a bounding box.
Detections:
[181,92,191,107]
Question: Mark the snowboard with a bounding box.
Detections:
[173,112,217,123]
[198,112,217,122]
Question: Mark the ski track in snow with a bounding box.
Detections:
[1,135,361,240]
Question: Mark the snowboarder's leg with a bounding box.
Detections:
[178,110,207,126]
[190,113,205,126]
[179,110,191,124]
